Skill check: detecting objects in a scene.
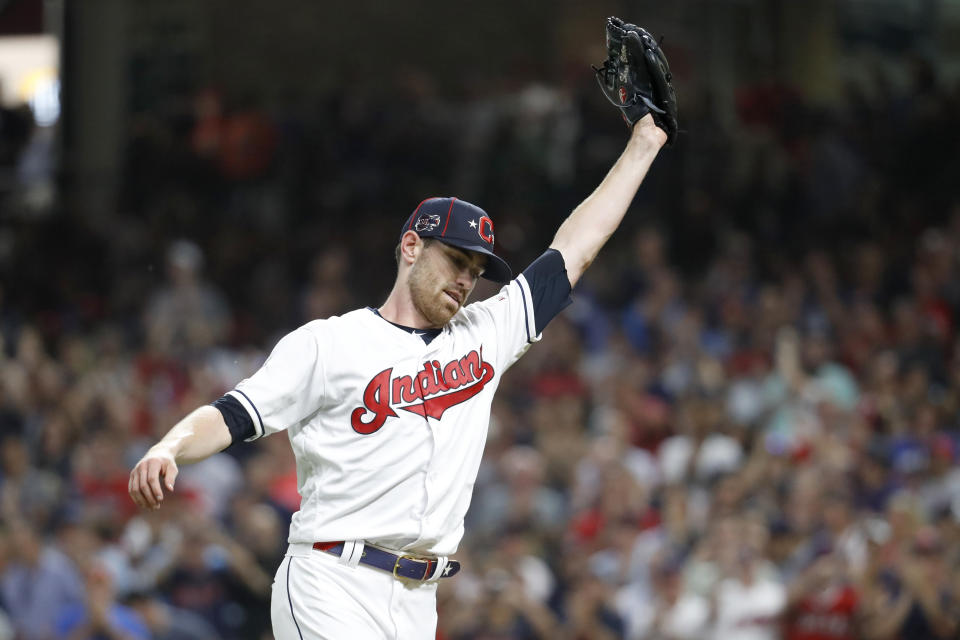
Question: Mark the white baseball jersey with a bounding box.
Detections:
[221,259,565,556]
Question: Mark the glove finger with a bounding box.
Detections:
[634,26,657,43]
[609,17,640,34]
[623,30,646,64]
[643,46,678,142]
[620,32,666,112]
[650,41,672,77]
[634,27,674,83]
[605,17,626,53]
[607,16,626,30]
[644,48,672,108]
[623,32,652,88]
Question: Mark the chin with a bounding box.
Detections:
[433,299,461,325]
[408,274,461,327]
[432,306,458,326]
[413,298,454,328]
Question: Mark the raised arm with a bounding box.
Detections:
[128,406,232,510]
[550,114,666,287]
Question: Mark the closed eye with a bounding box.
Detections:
[460,259,484,280]
[443,245,485,279]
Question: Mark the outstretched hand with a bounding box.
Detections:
[128,449,179,510]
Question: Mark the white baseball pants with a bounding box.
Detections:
[271,543,439,640]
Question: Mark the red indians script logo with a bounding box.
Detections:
[350,348,495,434]
[618,87,628,104]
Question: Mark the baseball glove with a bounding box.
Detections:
[594,16,679,144]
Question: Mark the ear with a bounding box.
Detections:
[398,231,422,267]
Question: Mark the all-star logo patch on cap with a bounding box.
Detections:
[400,197,512,283]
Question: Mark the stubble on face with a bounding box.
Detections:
[408,242,472,328]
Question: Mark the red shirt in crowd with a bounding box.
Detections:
[786,584,859,640]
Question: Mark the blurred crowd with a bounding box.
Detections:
[3,40,960,640]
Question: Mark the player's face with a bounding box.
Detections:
[408,241,486,327]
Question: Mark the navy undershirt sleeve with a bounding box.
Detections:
[213,395,256,443]
[521,249,573,335]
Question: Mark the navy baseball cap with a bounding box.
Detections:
[400,197,512,283]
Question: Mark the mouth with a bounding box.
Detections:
[443,289,462,306]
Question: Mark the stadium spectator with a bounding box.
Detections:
[1,520,85,640]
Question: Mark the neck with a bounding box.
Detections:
[379,280,436,329]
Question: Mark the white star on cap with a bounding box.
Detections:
[468,219,477,229]
[443,564,453,576]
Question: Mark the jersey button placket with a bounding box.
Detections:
[412,344,441,543]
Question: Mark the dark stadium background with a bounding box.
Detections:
[2,0,959,638]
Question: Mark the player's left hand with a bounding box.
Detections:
[128,448,179,510]
[594,16,679,144]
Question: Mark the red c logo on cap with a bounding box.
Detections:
[478,216,494,244]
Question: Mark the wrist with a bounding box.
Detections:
[147,443,178,462]
[630,120,668,149]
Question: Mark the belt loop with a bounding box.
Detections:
[336,541,353,566]
[427,556,449,582]
[348,540,365,567]
[338,540,364,568]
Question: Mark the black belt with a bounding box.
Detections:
[312,541,461,581]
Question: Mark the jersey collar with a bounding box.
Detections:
[368,307,442,345]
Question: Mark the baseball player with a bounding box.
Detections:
[129,17,678,640]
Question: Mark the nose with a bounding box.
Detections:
[454,268,476,289]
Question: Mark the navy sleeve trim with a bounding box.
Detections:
[521,249,574,334]
[212,395,256,444]
[517,278,533,343]
[234,389,264,438]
